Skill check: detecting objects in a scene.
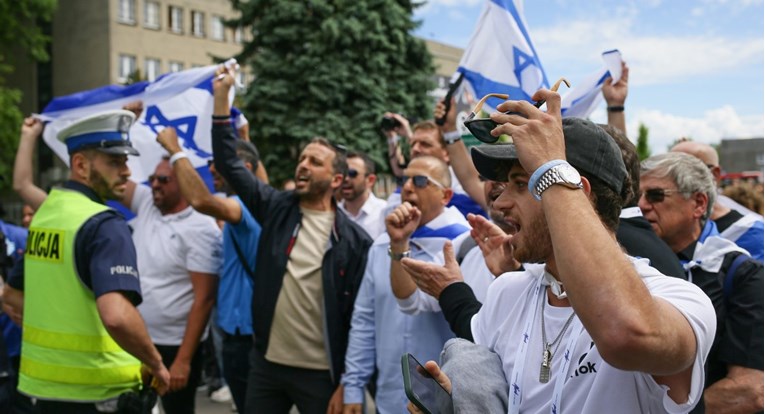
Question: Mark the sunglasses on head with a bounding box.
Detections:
[398,175,445,190]
[148,174,171,184]
[463,77,571,144]
[641,188,686,204]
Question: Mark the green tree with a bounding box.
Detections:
[0,0,56,190]
[636,122,651,161]
[228,0,435,183]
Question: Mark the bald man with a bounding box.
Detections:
[672,141,763,260]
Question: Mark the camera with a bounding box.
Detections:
[380,116,402,131]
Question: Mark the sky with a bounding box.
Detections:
[414,0,764,155]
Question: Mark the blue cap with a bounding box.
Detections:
[57,110,140,156]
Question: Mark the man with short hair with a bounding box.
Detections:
[6,111,170,413]
[338,151,387,240]
[212,67,372,413]
[382,114,486,218]
[640,152,763,413]
[156,128,267,413]
[121,155,222,414]
[341,156,481,413]
[398,91,716,412]
[671,140,764,260]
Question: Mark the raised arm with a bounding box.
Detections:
[211,67,275,222]
[435,100,486,211]
[156,127,242,224]
[602,61,628,134]
[13,117,48,209]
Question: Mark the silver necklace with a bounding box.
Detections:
[539,291,576,383]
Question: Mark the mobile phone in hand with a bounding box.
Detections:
[401,353,453,414]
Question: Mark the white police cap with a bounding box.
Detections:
[57,110,140,156]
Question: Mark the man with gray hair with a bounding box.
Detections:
[671,140,764,260]
[640,152,763,413]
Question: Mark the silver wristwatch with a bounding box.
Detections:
[388,246,411,261]
[533,163,583,200]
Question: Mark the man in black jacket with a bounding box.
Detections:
[211,68,373,414]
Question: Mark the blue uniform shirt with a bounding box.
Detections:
[9,181,142,305]
[217,196,261,335]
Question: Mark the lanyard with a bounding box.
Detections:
[508,273,544,414]
[508,274,582,414]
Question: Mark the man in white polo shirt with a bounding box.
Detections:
[123,157,222,414]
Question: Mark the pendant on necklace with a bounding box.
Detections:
[539,344,551,383]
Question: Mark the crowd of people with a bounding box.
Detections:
[0,60,762,414]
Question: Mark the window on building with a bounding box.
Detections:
[145,58,161,81]
[233,26,243,44]
[169,61,184,72]
[117,0,136,24]
[119,54,137,81]
[211,15,225,41]
[191,11,205,37]
[169,6,183,33]
[144,1,160,29]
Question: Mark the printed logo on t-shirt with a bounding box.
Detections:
[571,341,598,378]
[26,228,64,263]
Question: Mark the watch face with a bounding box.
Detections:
[558,164,581,184]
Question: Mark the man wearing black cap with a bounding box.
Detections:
[398,90,716,412]
[5,112,170,413]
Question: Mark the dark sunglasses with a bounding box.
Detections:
[347,168,359,179]
[398,175,445,189]
[148,174,171,184]
[641,188,686,204]
[463,77,570,144]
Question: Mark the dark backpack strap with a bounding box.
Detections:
[456,236,477,265]
[229,233,256,281]
[724,253,749,301]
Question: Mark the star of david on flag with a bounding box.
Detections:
[36,60,237,183]
[452,0,624,119]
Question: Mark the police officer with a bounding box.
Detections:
[5,110,170,413]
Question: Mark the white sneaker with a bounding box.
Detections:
[210,385,233,403]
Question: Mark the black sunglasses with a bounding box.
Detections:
[148,174,171,184]
[398,175,445,189]
[641,188,686,204]
[463,77,570,144]
[347,168,359,179]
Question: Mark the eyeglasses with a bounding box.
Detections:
[641,188,687,204]
[399,175,445,190]
[463,77,570,144]
[148,174,171,184]
[347,168,359,179]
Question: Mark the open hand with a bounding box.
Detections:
[468,214,520,276]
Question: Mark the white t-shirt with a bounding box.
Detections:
[339,193,387,240]
[471,258,716,414]
[130,185,223,345]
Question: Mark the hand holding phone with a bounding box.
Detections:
[401,353,453,414]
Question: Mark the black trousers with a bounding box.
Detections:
[155,344,203,414]
[222,332,253,412]
[244,348,334,414]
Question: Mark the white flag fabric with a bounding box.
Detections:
[455,0,622,118]
[37,61,235,183]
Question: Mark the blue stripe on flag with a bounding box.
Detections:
[489,0,549,89]
[42,81,150,113]
[458,68,532,107]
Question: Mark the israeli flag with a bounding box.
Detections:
[37,60,235,183]
[455,0,623,117]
